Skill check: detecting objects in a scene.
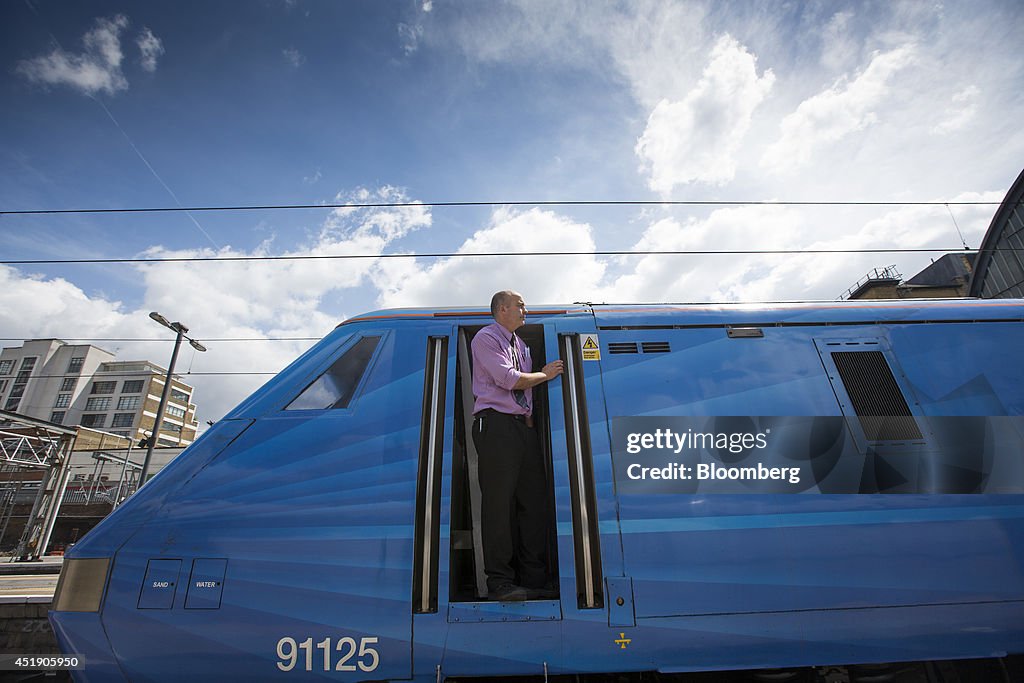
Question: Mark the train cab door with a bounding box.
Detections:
[411,317,626,679]
[414,321,564,679]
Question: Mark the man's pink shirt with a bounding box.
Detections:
[471,322,533,417]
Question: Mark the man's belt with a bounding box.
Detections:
[476,407,527,423]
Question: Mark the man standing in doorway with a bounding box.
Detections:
[471,290,563,601]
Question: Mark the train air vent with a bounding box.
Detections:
[831,351,922,441]
[641,341,671,354]
[608,342,639,355]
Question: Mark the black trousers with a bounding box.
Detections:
[472,410,549,591]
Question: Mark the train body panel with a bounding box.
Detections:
[598,317,1024,622]
[51,300,1024,680]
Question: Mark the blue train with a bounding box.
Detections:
[50,299,1024,681]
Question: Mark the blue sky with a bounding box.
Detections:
[2,0,1024,422]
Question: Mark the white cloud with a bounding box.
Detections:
[599,1,711,109]
[398,22,424,56]
[931,85,980,135]
[16,15,165,95]
[599,193,998,305]
[761,45,916,173]
[820,10,857,71]
[372,207,606,307]
[843,191,996,251]
[16,15,131,95]
[138,187,431,334]
[136,27,164,72]
[397,0,437,55]
[324,186,431,243]
[282,46,305,68]
[0,266,130,334]
[635,35,775,193]
[603,205,804,303]
[424,1,708,107]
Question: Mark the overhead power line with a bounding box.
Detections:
[0,199,1007,216]
[0,246,996,266]
[0,337,319,343]
[6,372,277,380]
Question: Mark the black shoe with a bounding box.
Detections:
[526,581,558,600]
[490,584,529,601]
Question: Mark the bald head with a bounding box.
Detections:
[490,290,518,318]
[490,290,527,332]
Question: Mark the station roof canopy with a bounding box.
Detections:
[969,166,1024,299]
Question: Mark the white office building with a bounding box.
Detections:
[0,339,199,447]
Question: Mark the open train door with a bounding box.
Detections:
[422,321,565,678]
[411,312,628,678]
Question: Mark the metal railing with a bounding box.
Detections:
[838,265,903,300]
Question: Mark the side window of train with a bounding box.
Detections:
[285,336,382,411]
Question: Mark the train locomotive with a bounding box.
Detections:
[50,299,1024,681]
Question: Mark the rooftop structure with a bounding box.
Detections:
[841,254,975,300]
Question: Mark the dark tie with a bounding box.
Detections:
[510,334,529,411]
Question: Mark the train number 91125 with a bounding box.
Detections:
[276,636,380,673]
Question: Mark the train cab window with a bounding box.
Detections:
[285,336,380,411]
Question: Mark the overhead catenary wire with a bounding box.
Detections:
[4,372,278,380]
[0,337,320,342]
[2,246,1008,266]
[3,198,1007,264]
[0,199,1009,216]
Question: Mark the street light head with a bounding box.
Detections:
[151,312,189,334]
[190,339,207,352]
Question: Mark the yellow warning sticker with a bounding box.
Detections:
[581,334,600,361]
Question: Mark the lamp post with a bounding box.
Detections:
[140,312,206,487]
